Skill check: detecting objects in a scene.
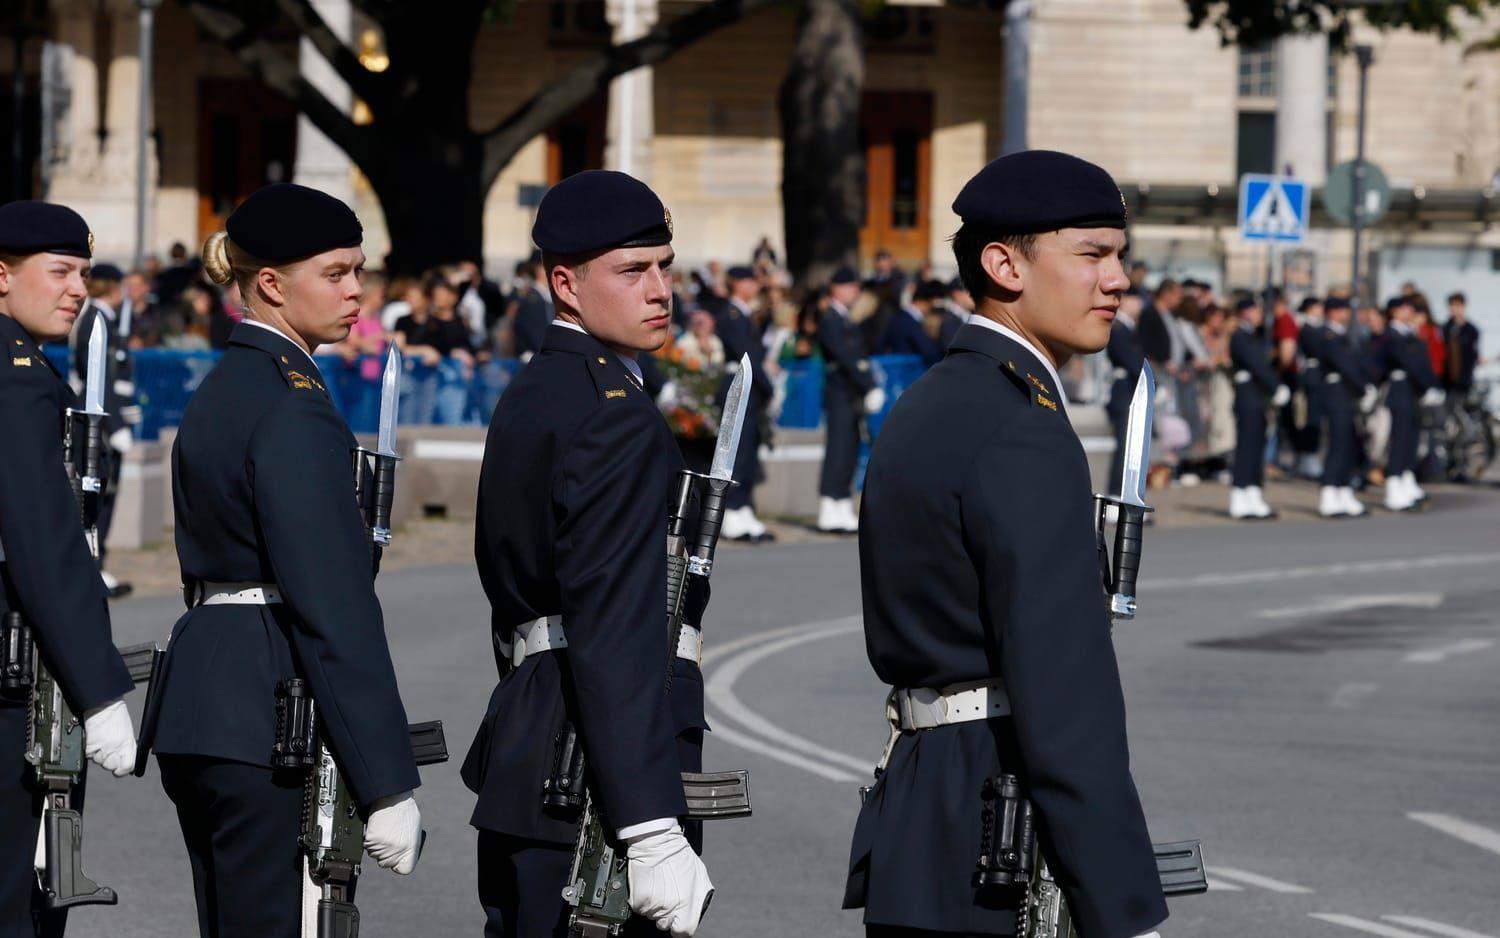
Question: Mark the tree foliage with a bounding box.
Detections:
[1183,0,1499,49]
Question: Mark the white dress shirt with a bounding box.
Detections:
[965,315,1070,418]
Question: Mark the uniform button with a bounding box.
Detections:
[597,356,607,365]
[281,355,289,363]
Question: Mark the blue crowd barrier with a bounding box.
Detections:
[41,343,926,443]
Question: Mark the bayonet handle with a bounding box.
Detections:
[690,477,731,576]
[1110,504,1148,620]
[371,455,396,547]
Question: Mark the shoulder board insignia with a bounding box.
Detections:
[286,370,316,391]
[1006,360,1017,371]
[1036,393,1059,412]
[12,356,32,367]
[1025,373,1049,393]
[605,388,627,400]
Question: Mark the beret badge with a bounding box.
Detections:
[663,207,673,238]
[87,231,95,254]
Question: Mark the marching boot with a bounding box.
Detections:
[1248,486,1277,519]
[721,506,758,542]
[1339,487,1368,517]
[837,498,860,533]
[1384,477,1414,512]
[743,507,774,543]
[1229,488,1253,520]
[1319,486,1347,518]
[1404,471,1428,504]
[817,497,846,533]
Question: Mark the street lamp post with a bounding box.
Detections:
[134,0,161,272]
[1350,43,1373,308]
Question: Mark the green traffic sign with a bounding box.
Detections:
[1323,159,1391,226]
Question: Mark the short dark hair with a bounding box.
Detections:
[1448,291,1467,305]
[1153,278,1179,300]
[540,251,591,283]
[950,223,1036,301]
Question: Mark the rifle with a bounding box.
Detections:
[276,345,445,938]
[17,323,117,911]
[559,357,757,937]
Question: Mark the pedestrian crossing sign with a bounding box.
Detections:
[1238,174,1310,244]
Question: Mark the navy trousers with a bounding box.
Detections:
[724,412,760,512]
[158,756,307,938]
[1321,388,1358,488]
[1386,386,1418,477]
[0,703,72,938]
[820,387,862,499]
[1232,393,1268,488]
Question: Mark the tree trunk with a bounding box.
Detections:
[365,139,486,275]
[779,0,865,288]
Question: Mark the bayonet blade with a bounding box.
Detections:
[375,345,402,458]
[1116,363,1155,507]
[708,354,753,482]
[82,313,108,416]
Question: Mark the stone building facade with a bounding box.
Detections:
[5,0,1500,327]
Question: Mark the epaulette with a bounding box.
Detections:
[584,352,634,402]
[1000,359,1061,412]
[268,351,327,393]
[7,336,36,370]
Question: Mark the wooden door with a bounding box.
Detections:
[546,93,607,185]
[197,79,298,240]
[860,91,932,266]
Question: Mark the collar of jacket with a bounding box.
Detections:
[226,321,330,397]
[945,321,1061,401]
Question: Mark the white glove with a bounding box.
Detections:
[82,699,137,777]
[656,380,680,409]
[1360,385,1378,414]
[863,387,887,415]
[626,824,714,937]
[1421,387,1446,407]
[1271,385,1292,408]
[364,792,423,874]
[108,427,135,455]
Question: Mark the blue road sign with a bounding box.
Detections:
[1238,174,1310,244]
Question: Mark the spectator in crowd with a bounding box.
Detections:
[154,240,196,307]
[510,256,552,362]
[210,281,239,349]
[336,273,390,380]
[1443,292,1481,392]
[1138,278,1179,365]
[752,236,778,268]
[1126,260,1149,298]
[165,286,215,350]
[1106,290,1147,499]
[394,274,475,424]
[122,269,162,348]
[1411,296,1447,382]
[876,276,941,366]
[676,308,725,366]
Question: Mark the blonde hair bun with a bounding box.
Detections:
[202,231,234,285]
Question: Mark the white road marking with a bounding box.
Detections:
[1143,553,1500,592]
[1206,866,1314,894]
[1329,682,1380,710]
[1402,639,1494,664]
[1204,876,1243,892]
[1257,594,1444,620]
[704,621,872,775]
[1310,914,1434,938]
[1408,813,1500,858]
[1382,916,1498,938]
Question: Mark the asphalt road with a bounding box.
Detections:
[74,483,1500,938]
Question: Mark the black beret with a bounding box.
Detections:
[913,279,947,302]
[726,265,755,281]
[1234,297,1259,314]
[91,263,124,282]
[226,184,362,263]
[0,201,93,258]
[1297,296,1322,313]
[1385,296,1412,314]
[532,171,672,255]
[953,150,1126,234]
[1324,296,1351,311]
[948,276,967,294]
[830,266,859,285]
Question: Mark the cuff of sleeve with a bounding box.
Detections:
[617,817,677,842]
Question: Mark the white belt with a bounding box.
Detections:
[496,617,702,669]
[1390,369,1408,381]
[1305,358,1321,368]
[1233,370,1251,384]
[196,581,283,605]
[892,679,1011,731]
[1325,373,1343,385]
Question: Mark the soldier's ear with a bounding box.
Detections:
[979,241,1025,296]
[255,266,287,307]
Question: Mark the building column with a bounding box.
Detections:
[1275,33,1328,184]
[604,0,657,182]
[48,0,156,266]
[293,0,354,204]
[1000,0,1032,156]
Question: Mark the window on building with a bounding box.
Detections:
[1236,112,1276,178]
[1237,43,1277,97]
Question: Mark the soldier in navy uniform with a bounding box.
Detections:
[1316,297,1372,518]
[146,185,424,938]
[1377,296,1439,511]
[464,170,714,938]
[817,268,885,533]
[1293,296,1326,479]
[1228,299,1290,520]
[512,253,552,363]
[844,150,1166,938]
[0,202,137,938]
[875,279,941,367]
[715,266,774,542]
[70,263,139,598]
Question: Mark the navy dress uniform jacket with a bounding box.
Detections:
[714,302,772,511]
[1,313,131,938]
[818,307,876,500]
[877,308,941,367]
[1105,321,1145,494]
[1316,326,1368,488]
[1230,327,1279,488]
[153,322,419,806]
[464,324,699,844]
[1375,329,1436,477]
[844,323,1166,938]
